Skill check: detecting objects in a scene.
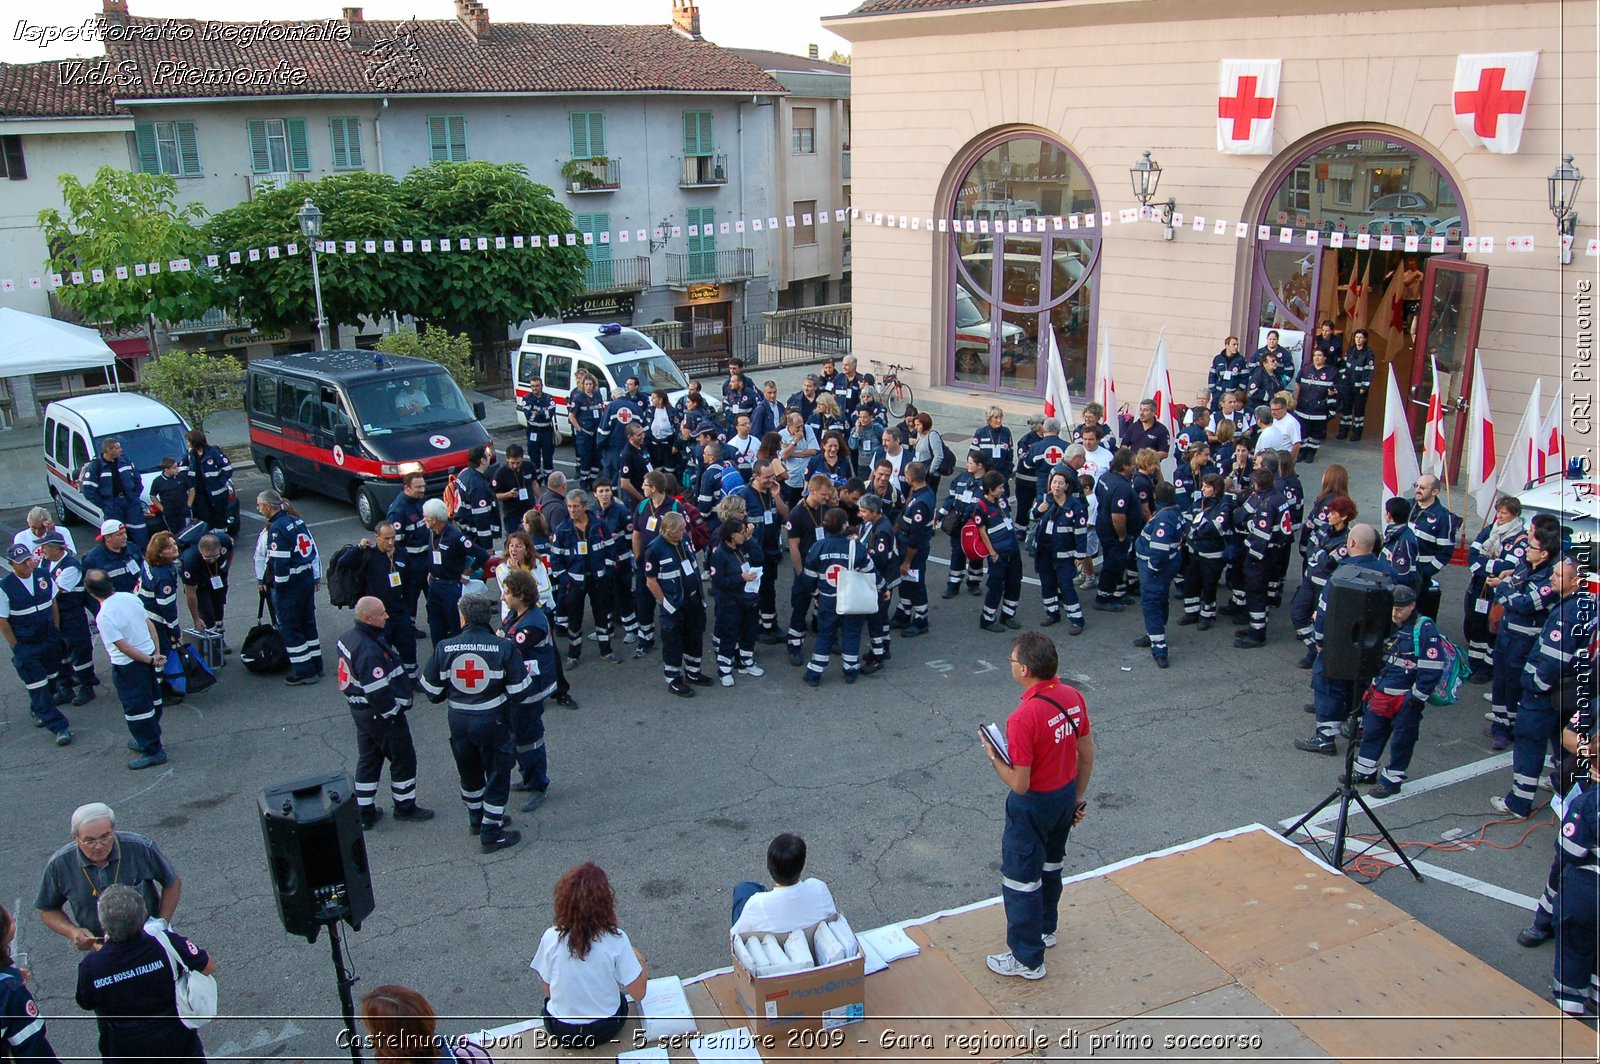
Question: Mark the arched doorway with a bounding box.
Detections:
[942,131,1101,396]
[1247,130,1472,461]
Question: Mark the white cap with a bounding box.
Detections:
[98,518,127,538]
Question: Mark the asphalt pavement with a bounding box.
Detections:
[0,428,1574,1062]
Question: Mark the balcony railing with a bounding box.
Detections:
[842,148,850,181]
[563,157,621,193]
[666,248,755,287]
[167,306,252,337]
[581,255,650,294]
[680,153,728,187]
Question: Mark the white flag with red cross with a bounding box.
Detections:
[1465,358,1498,521]
[1217,59,1281,155]
[1043,326,1075,426]
[1453,52,1539,153]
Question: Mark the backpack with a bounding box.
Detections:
[675,496,712,551]
[240,593,290,674]
[327,544,365,609]
[960,515,989,561]
[1414,620,1469,706]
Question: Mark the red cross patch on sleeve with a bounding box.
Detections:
[25,999,38,1017]
[1564,822,1578,838]
[1427,647,1438,658]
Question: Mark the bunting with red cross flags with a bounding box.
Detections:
[1217,59,1281,155]
[1452,51,1538,153]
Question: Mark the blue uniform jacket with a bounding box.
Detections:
[598,395,649,457]
[802,532,877,607]
[551,516,614,587]
[567,390,605,436]
[971,425,1014,478]
[454,467,498,542]
[387,494,430,570]
[337,620,412,719]
[708,543,756,604]
[81,455,141,513]
[897,486,937,557]
[428,522,488,583]
[1035,494,1088,565]
[1409,500,1462,584]
[82,543,139,593]
[1523,591,1596,704]
[1297,366,1341,417]
[860,513,903,590]
[0,963,57,1059]
[736,485,784,560]
[643,535,703,613]
[1186,495,1232,559]
[267,511,318,588]
[937,471,983,526]
[1346,344,1376,391]
[975,496,1019,554]
[1135,503,1184,577]
[1382,523,1419,589]
[1208,350,1248,404]
[1371,614,1447,703]
[503,605,558,702]
[419,622,533,715]
[521,391,557,432]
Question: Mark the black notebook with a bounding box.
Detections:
[981,722,1012,767]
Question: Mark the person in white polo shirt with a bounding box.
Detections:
[13,506,75,561]
[86,569,168,770]
[1256,396,1303,462]
[730,833,837,935]
[531,863,647,1049]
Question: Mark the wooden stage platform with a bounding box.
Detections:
[478,825,1599,1062]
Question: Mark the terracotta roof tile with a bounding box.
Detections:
[98,17,786,100]
[0,61,126,118]
[844,0,1034,15]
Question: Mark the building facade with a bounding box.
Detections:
[829,0,1595,475]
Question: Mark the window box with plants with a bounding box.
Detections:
[562,156,619,193]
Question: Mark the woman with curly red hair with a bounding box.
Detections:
[530,864,648,1047]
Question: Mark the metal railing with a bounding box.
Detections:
[666,248,755,286]
[638,304,851,377]
[581,255,650,294]
[167,307,251,336]
[680,153,729,187]
[563,157,621,193]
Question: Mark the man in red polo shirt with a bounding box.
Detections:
[980,631,1094,979]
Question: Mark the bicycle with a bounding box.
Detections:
[871,360,916,420]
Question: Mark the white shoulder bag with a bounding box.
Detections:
[835,539,878,616]
[150,924,219,1029]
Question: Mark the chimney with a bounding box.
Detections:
[454,0,490,39]
[671,0,700,39]
[808,43,819,60]
[102,0,129,29]
[342,7,369,48]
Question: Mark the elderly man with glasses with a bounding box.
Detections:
[35,803,182,951]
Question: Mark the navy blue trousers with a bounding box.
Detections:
[1001,781,1077,970]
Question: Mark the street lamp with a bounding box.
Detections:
[1548,154,1583,266]
[1130,151,1177,241]
[297,197,329,349]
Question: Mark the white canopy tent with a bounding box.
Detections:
[0,307,121,381]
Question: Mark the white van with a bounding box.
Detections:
[44,394,190,527]
[512,322,720,441]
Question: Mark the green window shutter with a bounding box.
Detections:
[683,110,711,155]
[343,119,363,169]
[428,115,447,161]
[247,119,270,173]
[134,124,160,174]
[687,207,714,279]
[175,122,201,176]
[330,118,349,169]
[569,112,605,159]
[448,116,467,161]
[286,118,310,171]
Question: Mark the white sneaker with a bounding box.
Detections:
[739,664,765,677]
[720,674,735,688]
[1490,795,1528,819]
[1042,932,1057,948]
[1484,710,1496,721]
[986,951,1045,980]
[1482,690,1493,702]
[1539,775,1555,792]
[624,631,637,644]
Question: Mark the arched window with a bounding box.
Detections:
[1250,135,1466,342]
[946,133,1100,396]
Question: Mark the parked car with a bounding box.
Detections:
[1517,466,1600,572]
[45,393,196,529]
[1367,191,1434,214]
[512,322,719,441]
[246,350,489,529]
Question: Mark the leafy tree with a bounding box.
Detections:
[398,162,587,348]
[203,172,421,335]
[138,347,244,430]
[37,167,216,332]
[375,327,477,391]
[827,50,851,65]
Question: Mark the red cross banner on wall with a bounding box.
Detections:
[1217,59,1281,155]
[1453,51,1538,153]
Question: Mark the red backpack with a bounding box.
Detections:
[960,514,990,561]
[674,495,712,551]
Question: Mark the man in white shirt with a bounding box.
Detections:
[86,569,168,769]
[777,413,820,504]
[14,507,76,560]
[728,415,761,473]
[1256,396,1303,461]
[394,381,431,417]
[731,833,838,935]
[1077,426,1114,486]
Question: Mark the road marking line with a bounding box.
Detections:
[1278,752,1513,831]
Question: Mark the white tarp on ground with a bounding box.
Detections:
[0,307,118,377]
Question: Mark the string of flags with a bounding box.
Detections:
[3,202,1592,294]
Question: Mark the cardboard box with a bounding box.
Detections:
[730,918,866,1037]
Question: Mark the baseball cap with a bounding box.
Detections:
[694,419,719,437]
[1391,585,1418,606]
[38,531,66,547]
[98,519,127,539]
[5,544,33,564]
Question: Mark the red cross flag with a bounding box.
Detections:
[1453,52,1538,153]
[1217,59,1281,155]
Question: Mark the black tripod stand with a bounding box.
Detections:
[1283,685,1423,880]
[325,919,362,1064]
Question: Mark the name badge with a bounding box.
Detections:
[681,558,695,575]
[577,542,589,555]
[1474,597,1489,614]
[432,549,443,566]
[763,510,774,525]
[209,575,224,590]
[990,445,1002,457]
[389,571,402,588]
[518,488,528,500]
[646,517,658,532]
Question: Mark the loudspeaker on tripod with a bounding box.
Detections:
[259,771,375,942]
[1320,567,1395,684]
